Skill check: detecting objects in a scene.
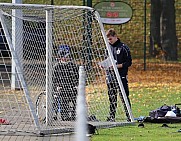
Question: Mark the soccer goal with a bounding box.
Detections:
[0,3,134,135]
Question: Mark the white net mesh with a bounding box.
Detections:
[0,3,133,135]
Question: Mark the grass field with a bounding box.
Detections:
[91,61,181,141]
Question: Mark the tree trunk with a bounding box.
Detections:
[160,0,178,61]
[150,0,178,60]
[150,0,161,57]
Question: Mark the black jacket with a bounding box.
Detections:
[53,62,79,91]
[106,39,132,81]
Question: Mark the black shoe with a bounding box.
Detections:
[138,123,144,128]
[87,115,99,122]
[106,117,115,122]
[127,118,131,122]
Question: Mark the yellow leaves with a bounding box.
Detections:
[138,94,143,98]
[129,62,181,86]
[137,109,141,112]
[154,43,159,49]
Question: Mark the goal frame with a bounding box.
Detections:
[0,3,134,135]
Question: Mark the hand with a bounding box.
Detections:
[117,64,123,69]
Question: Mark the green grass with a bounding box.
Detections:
[91,124,181,141]
[130,85,181,117]
[90,85,181,141]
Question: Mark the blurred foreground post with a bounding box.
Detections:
[76,66,88,141]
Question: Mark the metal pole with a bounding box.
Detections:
[83,0,86,6]
[87,0,92,7]
[11,0,22,89]
[144,0,147,71]
[45,9,53,125]
[51,0,54,5]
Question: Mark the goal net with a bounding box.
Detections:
[0,3,134,135]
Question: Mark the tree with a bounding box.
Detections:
[150,0,178,61]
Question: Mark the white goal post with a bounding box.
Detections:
[0,3,134,135]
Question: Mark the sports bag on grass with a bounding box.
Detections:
[149,104,181,118]
[143,104,181,123]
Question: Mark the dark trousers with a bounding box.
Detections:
[107,77,131,119]
[53,89,77,121]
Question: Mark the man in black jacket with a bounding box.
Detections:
[105,29,132,122]
[53,45,79,121]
